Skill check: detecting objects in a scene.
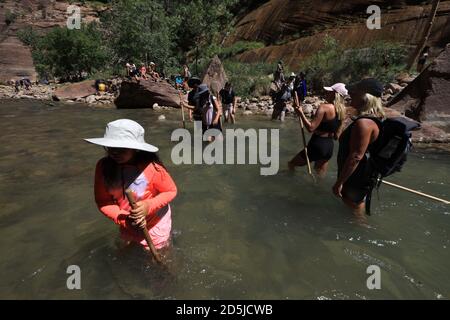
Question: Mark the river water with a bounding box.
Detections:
[0,99,449,299]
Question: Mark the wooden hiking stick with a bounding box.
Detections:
[294,91,313,177]
[179,92,186,129]
[382,180,450,205]
[125,189,163,264]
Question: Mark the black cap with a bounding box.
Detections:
[347,78,384,97]
[187,77,201,88]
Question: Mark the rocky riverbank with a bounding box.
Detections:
[0,80,117,106]
[1,73,449,144]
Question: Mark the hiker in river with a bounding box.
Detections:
[333,78,385,219]
[294,72,307,102]
[220,82,237,124]
[85,119,178,251]
[182,84,222,134]
[272,73,295,122]
[289,83,347,177]
[186,77,202,122]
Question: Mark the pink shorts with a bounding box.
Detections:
[140,206,172,249]
[121,206,172,250]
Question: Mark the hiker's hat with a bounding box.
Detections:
[84,119,158,153]
[150,62,156,66]
[194,84,209,99]
[347,78,383,98]
[324,83,348,97]
[187,77,201,88]
[289,72,296,78]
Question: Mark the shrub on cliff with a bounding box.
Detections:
[5,9,18,26]
[300,35,408,92]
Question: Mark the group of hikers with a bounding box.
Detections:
[85,60,420,254]
[271,60,308,122]
[180,77,238,131]
[11,77,33,92]
[126,62,161,82]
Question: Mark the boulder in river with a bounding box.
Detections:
[52,80,97,101]
[115,79,180,109]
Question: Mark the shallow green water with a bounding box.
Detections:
[0,99,449,299]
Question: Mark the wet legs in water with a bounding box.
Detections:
[288,150,329,178]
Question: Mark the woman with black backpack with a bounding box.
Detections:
[333,78,385,220]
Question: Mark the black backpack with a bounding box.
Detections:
[358,116,421,214]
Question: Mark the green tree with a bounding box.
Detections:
[102,0,179,72]
[173,0,237,52]
[32,23,109,81]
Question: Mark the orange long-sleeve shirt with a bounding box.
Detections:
[94,158,177,242]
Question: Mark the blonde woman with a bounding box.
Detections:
[333,78,385,218]
[289,83,347,177]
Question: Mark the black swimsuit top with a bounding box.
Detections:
[316,115,340,133]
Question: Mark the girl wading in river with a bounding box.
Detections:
[288,83,347,177]
[85,119,177,251]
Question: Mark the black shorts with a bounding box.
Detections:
[306,134,334,162]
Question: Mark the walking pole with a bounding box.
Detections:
[179,92,186,129]
[382,180,450,205]
[125,189,163,264]
[294,91,313,177]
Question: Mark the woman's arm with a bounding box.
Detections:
[296,104,326,132]
[94,160,130,228]
[181,99,195,110]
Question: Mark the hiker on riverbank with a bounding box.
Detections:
[126,63,139,81]
[333,79,385,220]
[149,62,160,81]
[417,46,429,73]
[220,82,237,124]
[85,119,178,251]
[140,64,149,80]
[289,83,347,177]
[14,78,32,92]
[274,60,285,85]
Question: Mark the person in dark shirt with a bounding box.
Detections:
[294,72,307,102]
[219,82,237,124]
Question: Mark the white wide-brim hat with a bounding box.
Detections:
[324,83,348,96]
[84,119,159,153]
